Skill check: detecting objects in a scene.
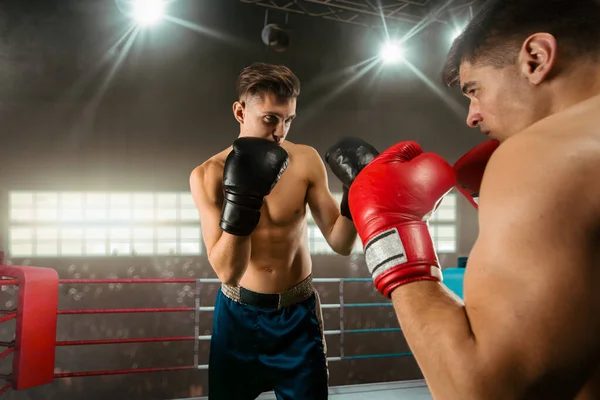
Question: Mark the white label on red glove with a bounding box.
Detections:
[364,228,407,279]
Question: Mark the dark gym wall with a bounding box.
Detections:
[0,0,482,398]
[1,0,485,190]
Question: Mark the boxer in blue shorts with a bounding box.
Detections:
[189,62,378,399]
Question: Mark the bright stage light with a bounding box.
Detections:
[380,41,404,64]
[451,27,463,42]
[132,0,165,26]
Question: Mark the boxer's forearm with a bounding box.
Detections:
[390,281,485,400]
[325,216,357,256]
[208,233,251,286]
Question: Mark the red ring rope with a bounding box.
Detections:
[57,336,195,346]
[58,307,195,315]
[0,273,206,392]
[0,348,14,360]
[0,314,16,323]
[60,279,197,284]
[54,365,196,379]
[0,383,10,396]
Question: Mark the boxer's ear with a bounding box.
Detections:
[519,33,557,85]
[232,101,245,124]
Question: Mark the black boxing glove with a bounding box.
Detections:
[220,137,289,236]
[325,137,379,221]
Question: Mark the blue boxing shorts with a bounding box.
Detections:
[208,274,329,400]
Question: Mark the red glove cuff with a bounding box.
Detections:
[363,222,442,297]
[456,185,479,209]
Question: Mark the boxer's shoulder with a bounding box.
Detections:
[190,154,226,199]
[192,157,223,181]
[481,113,600,219]
[501,100,600,161]
[281,141,318,159]
[281,142,324,177]
[490,133,597,186]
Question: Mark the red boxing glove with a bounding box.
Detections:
[348,141,456,297]
[453,140,499,209]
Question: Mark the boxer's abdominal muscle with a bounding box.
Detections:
[241,220,313,294]
[238,148,314,294]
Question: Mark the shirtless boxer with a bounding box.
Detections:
[345,0,600,399]
[189,62,377,399]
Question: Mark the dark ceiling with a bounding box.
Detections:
[240,0,480,29]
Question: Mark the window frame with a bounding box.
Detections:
[8,191,203,258]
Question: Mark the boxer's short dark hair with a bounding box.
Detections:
[442,0,600,87]
[236,62,300,102]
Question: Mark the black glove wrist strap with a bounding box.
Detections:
[220,197,262,236]
[340,187,352,221]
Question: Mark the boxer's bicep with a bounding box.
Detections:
[305,147,340,237]
[189,163,224,256]
[464,138,596,395]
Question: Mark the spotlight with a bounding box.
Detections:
[132,0,165,26]
[380,41,404,64]
[261,24,290,52]
[451,27,463,42]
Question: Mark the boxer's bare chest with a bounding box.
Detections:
[214,145,309,229]
[260,152,309,228]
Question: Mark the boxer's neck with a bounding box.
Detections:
[546,61,600,114]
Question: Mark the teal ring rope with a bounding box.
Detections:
[195,277,412,369]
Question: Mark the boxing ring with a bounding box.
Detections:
[0,252,449,399]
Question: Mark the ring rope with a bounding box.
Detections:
[0,274,408,389]
[56,336,195,347]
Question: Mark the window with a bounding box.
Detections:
[306,220,364,254]
[306,192,362,254]
[9,191,202,257]
[8,189,458,258]
[428,192,457,253]
[306,191,457,254]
